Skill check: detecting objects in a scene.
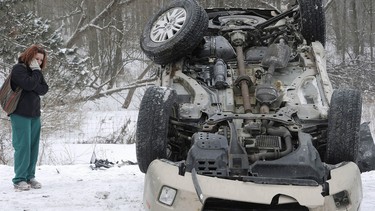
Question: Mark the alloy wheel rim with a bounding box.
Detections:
[150,7,187,43]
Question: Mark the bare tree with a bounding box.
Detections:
[369,0,374,62]
[350,0,360,60]
[108,5,125,89]
[66,0,128,48]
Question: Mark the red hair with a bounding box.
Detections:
[19,44,47,69]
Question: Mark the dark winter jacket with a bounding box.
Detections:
[10,61,49,117]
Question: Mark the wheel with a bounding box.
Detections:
[140,0,208,65]
[297,0,326,46]
[136,86,177,173]
[326,89,362,164]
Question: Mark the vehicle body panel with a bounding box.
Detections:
[144,160,362,211]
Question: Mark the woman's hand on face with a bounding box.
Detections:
[29,59,41,71]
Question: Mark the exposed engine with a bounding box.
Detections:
[173,27,326,178]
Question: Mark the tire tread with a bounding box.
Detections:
[326,89,362,164]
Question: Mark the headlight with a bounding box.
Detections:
[158,186,177,206]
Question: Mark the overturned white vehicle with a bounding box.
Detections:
[136,0,364,210]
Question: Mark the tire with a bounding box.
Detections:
[140,0,208,65]
[297,0,326,46]
[136,86,177,173]
[326,89,362,164]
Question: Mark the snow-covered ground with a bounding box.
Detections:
[0,144,145,211]
[361,171,375,210]
[0,142,375,210]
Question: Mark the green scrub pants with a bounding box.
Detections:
[10,114,41,184]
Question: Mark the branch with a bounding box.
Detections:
[74,77,157,104]
[66,0,135,48]
[53,2,83,22]
[47,77,156,107]
[122,62,154,108]
[324,0,335,11]
[259,0,281,13]
[89,23,111,31]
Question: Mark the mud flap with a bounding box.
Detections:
[357,122,375,172]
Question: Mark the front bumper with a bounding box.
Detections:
[143,160,362,211]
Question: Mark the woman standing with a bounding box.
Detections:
[10,44,49,191]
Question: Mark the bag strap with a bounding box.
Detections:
[0,73,12,94]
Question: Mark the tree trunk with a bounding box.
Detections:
[108,7,124,89]
[370,0,374,62]
[351,0,360,60]
[86,1,100,67]
[331,1,344,64]
[342,0,347,63]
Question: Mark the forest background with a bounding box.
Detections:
[0,0,374,165]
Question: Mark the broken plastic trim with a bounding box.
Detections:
[191,168,205,204]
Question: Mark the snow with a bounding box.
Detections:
[362,171,375,210]
[0,144,145,211]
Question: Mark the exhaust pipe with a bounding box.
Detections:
[230,31,253,113]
